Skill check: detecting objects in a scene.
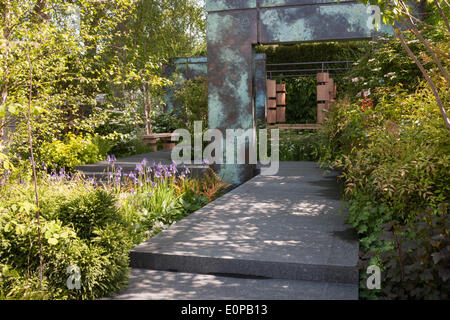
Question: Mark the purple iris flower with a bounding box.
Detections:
[136,164,144,175]
[170,161,178,174]
[106,154,117,166]
[128,171,137,181]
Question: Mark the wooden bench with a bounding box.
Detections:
[141,133,180,152]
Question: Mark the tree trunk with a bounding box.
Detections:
[143,83,152,135]
[0,4,10,141]
[26,46,43,289]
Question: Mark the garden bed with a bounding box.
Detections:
[0,159,229,299]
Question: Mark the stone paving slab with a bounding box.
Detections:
[108,269,358,300]
[129,162,359,285]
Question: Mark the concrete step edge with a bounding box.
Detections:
[129,251,358,285]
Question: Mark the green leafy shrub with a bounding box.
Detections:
[319,21,450,298]
[0,177,133,300]
[0,264,66,300]
[321,75,450,299]
[39,133,103,170]
[278,130,324,161]
[174,75,208,128]
[339,35,422,101]
[53,189,122,240]
[109,135,152,158]
[339,28,449,104]
[151,109,186,134]
[359,207,449,299]
[91,135,114,159]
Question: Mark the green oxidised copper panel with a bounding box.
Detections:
[206,0,256,12]
[259,0,354,7]
[207,9,258,185]
[259,3,392,43]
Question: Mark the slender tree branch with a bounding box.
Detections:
[32,0,49,22]
[406,26,450,82]
[26,46,43,288]
[398,6,450,36]
[435,0,450,32]
[396,11,450,59]
[423,42,450,60]
[443,0,450,9]
[399,1,450,85]
[394,28,450,130]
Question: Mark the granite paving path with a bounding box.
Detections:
[101,161,359,300]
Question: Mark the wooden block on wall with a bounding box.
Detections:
[317,72,329,83]
[266,80,276,98]
[317,103,325,124]
[276,106,286,123]
[267,99,277,109]
[317,85,329,101]
[276,83,286,93]
[328,78,334,96]
[276,92,286,105]
[267,108,277,124]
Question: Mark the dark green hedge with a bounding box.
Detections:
[256,41,365,64]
